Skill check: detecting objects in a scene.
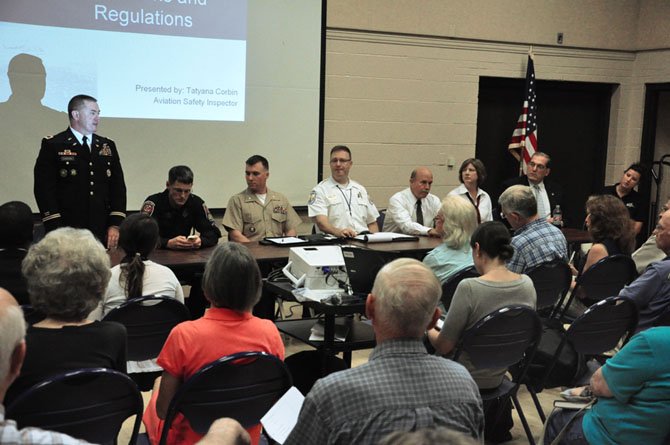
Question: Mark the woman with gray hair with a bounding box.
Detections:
[423,195,478,284]
[143,242,284,445]
[5,227,127,403]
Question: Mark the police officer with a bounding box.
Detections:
[222,155,301,242]
[34,94,126,248]
[140,165,222,249]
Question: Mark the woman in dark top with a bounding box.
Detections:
[6,227,127,403]
[576,194,635,274]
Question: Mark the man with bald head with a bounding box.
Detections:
[285,259,483,444]
[0,289,88,443]
[383,167,442,236]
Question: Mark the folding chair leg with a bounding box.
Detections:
[512,394,536,445]
[528,385,546,422]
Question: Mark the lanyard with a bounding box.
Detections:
[336,185,353,215]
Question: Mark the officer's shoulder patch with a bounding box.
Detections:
[43,135,54,140]
[308,190,317,205]
[203,203,216,224]
[141,200,156,216]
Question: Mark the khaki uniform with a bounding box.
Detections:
[223,188,301,241]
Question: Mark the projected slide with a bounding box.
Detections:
[0,0,247,121]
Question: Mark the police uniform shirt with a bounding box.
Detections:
[222,188,302,242]
[141,189,222,248]
[33,127,126,243]
[308,177,379,233]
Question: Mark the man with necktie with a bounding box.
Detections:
[383,167,442,236]
[34,94,126,248]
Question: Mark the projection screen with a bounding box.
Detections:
[0,0,324,210]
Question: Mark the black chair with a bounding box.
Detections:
[526,260,572,316]
[559,254,637,319]
[103,295,190,390]
[159,351,292,445]
[440,266,479,311]
[6,367,143,444]
[453,305,542,445]
[528,296,638,421]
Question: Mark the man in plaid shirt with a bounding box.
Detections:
[499,185,568,273]
[285,259,484,445]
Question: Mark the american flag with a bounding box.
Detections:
[508,54,537,174]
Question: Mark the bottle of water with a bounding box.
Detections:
[552,205,563,227]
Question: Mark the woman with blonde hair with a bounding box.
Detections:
[423,195,478,283]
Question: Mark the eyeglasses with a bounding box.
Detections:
[330,158,351,165]
[528,161,547,171]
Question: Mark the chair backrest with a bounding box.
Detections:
[566,296,638,355]
[453,305,542,372]
[574,254,637,306]
[6,368,143,444]
[103,295,190,362]
[160,351,293,445]
[526,260,572,313]
[440,266,479,311]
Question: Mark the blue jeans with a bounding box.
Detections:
[544,408,590,445]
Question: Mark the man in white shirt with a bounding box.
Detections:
[308,145,379,237]
[383,167,442,236]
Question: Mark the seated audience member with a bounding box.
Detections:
[544,327,670,445]
[6,228,127,403]
[423,195,478,284]
[449,158,493,223]
[617,208,670,333]
[0,289,90,444]
[141,165,221,250]
[308,145,379,237]
[565,195,635,317]
[499,185,568,273]
[632,198,669,273]
[576,194,635,274]
[383,167,442,236]
[143,243,285,445]
[602,163,645,235]
[89,213,184,387]
[428,221,536,442]
[223,155,302,242]
[90,213,184,320]
[0,201,34,305]
[285,259,484,445]
[498,152,564,223]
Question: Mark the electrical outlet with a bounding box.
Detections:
[557,32,564,44]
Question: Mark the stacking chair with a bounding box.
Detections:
[6,367,143,444]
[526,260,572,316]
[528,296,638,422]
[158,351,293,445]
[453,306,542,445]
[103,295,190,390]
[558,254,637,320]
[440,266,479,311]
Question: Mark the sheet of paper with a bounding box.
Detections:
[261,386,305,444]
[266,236,306,245]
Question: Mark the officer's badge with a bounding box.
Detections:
[99,143,112,156]
[106,169,112,177]
[249,226,256,233]
[59,169,67,178]
[141,200,156,216]
[308,191,317,205]
[70,169,77,176]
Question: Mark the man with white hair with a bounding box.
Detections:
[0,288,89,443]
[285,259,484,445]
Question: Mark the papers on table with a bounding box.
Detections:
[261,386,305,444]
[291,288,337,303]
[353,232,418,243]
[309,319,349,342]
[262,236,307,245]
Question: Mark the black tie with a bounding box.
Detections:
[416,199,424,225]
[82,135,90,152]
